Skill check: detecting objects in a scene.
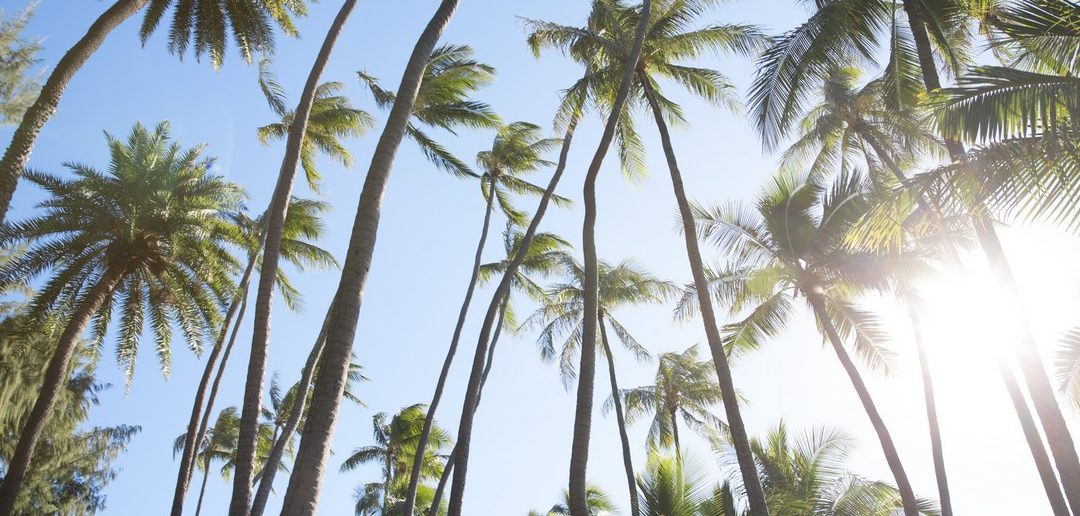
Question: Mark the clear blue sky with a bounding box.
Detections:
[8,1,1079,514]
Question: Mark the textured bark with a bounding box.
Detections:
[446,110,583,515]
[400,177,497,514]
[172,249,260,516]
[279,3,460,513]
[0,267,124,514]
[249,301,335,516]
[229,2,360,513]
[999,359,1070,515]
[566,5,650,514]
[598,315,639,516]
[805,290,917,515]
[639,76,769,514]
[0,0,147,224]
[907,306,952,516]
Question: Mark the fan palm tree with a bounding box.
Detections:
[618,345,725,456]
[525,3,770,511]
[401,123,565,510]
[526,257,674,515]
[357,43,501,179]
[0,121,244,513]
[231,2,365,512]
[0,0,306,224]
[682,170,922,513]
[171,197,338,515]
[277,2,478,513]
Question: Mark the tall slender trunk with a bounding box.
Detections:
[598,314,639,516]
[805,289,917,515]
[195,457,211,516]
[669,406,681,457]
[901,2,1080,509]
[428,295,510,516]
[906,305,952,516]
[172,250,260,516]
[0,266,124,514]
[999,359,1070,515]
[0,0,147,224]
[638,76,769,514]
[446,101,584,515]
[401,177,497,513]
[249,301,335,516]
[280,3,460,514]
[194,294,249,479]
[230,2,359,514]
[566,6,650,515]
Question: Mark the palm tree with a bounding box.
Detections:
[282,2,467,512]
[0,0,306,224]
[341,404,453,515]
[231,2,364,512]
[0,4,41,126]
[526,257,674,516]
[543,484,618,516]
[636,453,710,516]
[400,122,563,510]
[172,197,339,516]
[0,121,244,513]
[525,3,770,511]
[357,43,501,179]
[618,345,725,456]
[684,170,921,513]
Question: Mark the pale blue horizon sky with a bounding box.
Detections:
[6,1,1079,514]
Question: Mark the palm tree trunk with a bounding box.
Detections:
[804,289,918,515]
[567,5,650,515]
[280,3,460,514]
[669,407,681,458]
[638,75,769,515]
[0,266,124,514]
[901,2,1080,509]
[249,301,335,516]
[999,358,1070,515]
[230,2,360,514]
[195,457,211,516]
[0,0,147,224]
[173,251,261,516]
[193,293,249,480]
[446,98,584,516]
[428,295,509,516]
[401,177,497,514]
[598,314,639,516]
[907,305,952,516]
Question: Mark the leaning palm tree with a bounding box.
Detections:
[171,197,339,516]
[526,257,674,516]
[0,121,244,512]
[231,2,366,512]
[357,43,501,179]
[525,2,770,511]
[0,0,306,224]
[400,122,564,510]
[282,2,469,512]
[618,345,726,456]
[682,169,922,512]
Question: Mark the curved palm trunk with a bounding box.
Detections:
[173,250,261,516]
[598,314,639,516]
[638,76,769,514]
[0,0,147,224]
[901,1,1080,509]
[280,4,460,514]
[566,6,650,515]
[999,358,1070,515]
[249,302,335,516]
[428,295,509,515]
[194,458,211,516]
[446,103,584,515]
[907,306,952,516]
[400,177,497,513]
[805,290,917,514]
[0,266,124,514]
[230,2,360,514]
[193,294,249,477]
